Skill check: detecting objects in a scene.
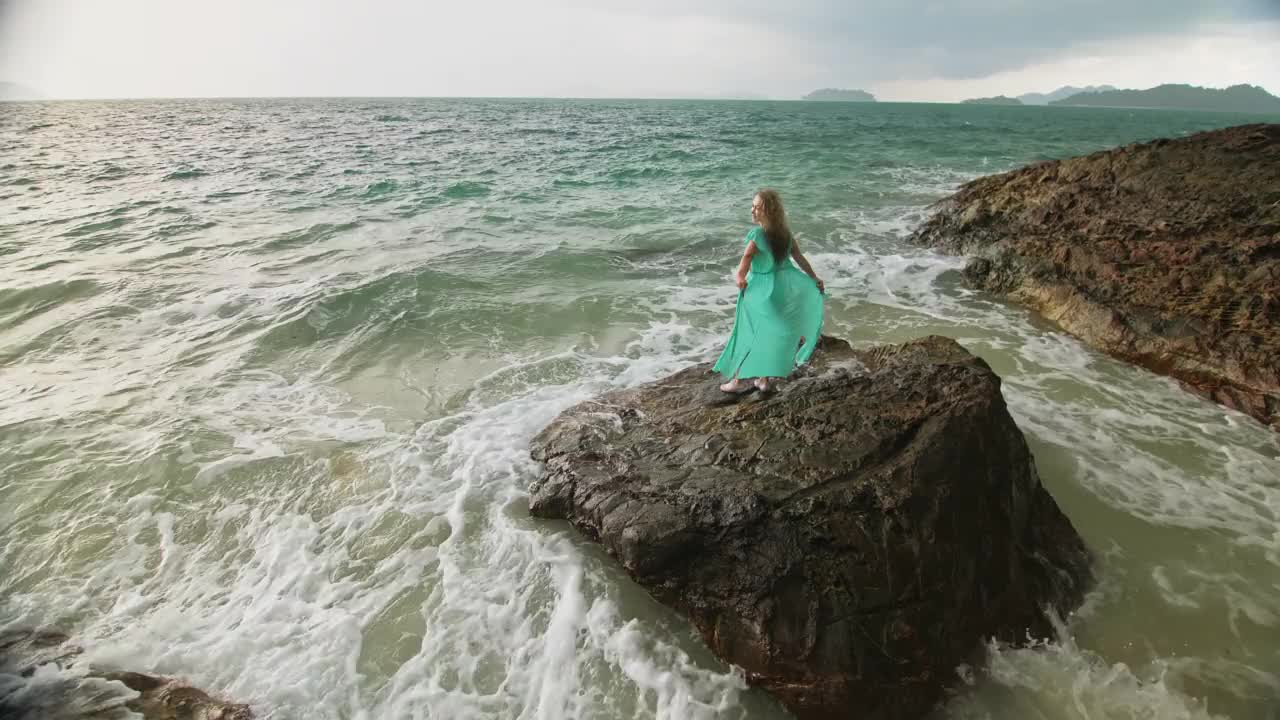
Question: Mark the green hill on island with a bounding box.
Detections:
[1018,85,1116,105]
[1051,83,1280,113]
[961,96,1023,105]
[802,88,876,102]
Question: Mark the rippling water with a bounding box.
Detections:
[2,98,1279,719]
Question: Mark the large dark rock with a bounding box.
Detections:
[529,335,1091,720]
[0,628,251,720]
[911,123,1280,430]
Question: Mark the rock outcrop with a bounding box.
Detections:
[0,628,251,720]
[912,124,1280,429]
[529,336,1091,720]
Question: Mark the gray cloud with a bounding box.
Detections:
[607,0,1280,83]
[1,0,1277,99]
[828,0,1278,81]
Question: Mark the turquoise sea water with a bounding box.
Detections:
[2,98,1279,719]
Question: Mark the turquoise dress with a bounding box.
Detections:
[713,227,824,380]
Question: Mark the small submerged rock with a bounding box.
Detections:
[529,335,1091,720]
[0,628,251,720]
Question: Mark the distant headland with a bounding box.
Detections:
[801,88,876,102]
[1050,83,1280,113]
[1018,85,1116,105]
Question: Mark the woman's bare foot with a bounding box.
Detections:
[720,378,752,394]
[754,377,773,393]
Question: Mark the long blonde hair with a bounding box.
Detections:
[755,189,793,261]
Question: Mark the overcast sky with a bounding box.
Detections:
[1,0,1277,101]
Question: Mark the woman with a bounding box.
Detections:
[713,189,825,394]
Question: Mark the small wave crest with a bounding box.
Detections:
[443,181,492,199]
[163,168,207,181]
[947,622,1227,720]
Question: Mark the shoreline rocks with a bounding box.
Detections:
[0,628,250,720]
[911,123,1280,430]
[529,335,1091,719]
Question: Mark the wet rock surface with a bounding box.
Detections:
[912,123,1280,429]
[530,335,1092,719]
[0,628,251,720]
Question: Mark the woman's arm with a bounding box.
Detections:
[735,241,757,289]
[790,238,825,293]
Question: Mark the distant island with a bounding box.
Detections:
[961,95,1023,106]
[1051,83,1280,113]
[1018,85,1115,105]
[0,81,43,101]
[802,88,876,102]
